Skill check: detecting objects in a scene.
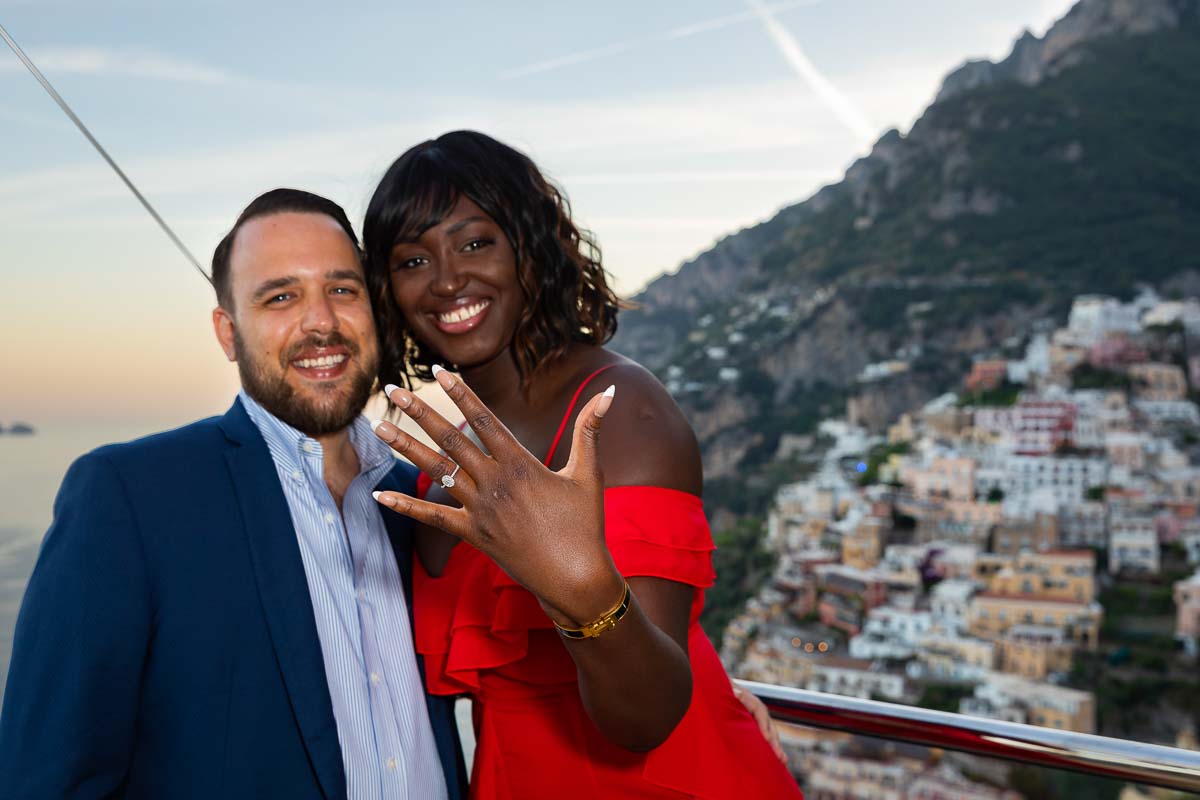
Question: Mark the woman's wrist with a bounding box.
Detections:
[540,565,627,630]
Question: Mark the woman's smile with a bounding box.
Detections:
[431,297,493,334]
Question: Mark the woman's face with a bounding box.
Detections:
[386,195,524,370]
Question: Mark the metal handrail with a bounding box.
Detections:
[738,680,1200,793]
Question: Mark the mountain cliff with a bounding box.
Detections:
[613,0,1200,494]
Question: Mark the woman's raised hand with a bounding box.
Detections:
[371,367,626,628]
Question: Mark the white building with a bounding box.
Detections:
[1134,400,1200,428]
[1109,512,1160,575]
[848,607,934,660]
[1071,389,1134,434]
[960,672,1094,731]
[1059,501,1108,549]
[930,579,977,633]
[805,657,910,702]
[996,455,1107,506]
[1182,520,1200,565]
[905,764,1022,800]
[1067,295,1143,347]
[1008,332,1051,383]
[1143,298,1200,333]
[908,632,995,682]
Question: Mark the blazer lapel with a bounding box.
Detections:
[220,401,346,800]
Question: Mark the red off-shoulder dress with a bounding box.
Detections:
[413,371,802,799]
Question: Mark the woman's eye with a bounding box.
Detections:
[395,256,428,270]
[463,238,493,253]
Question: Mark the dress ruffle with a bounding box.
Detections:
[414,486,716,696]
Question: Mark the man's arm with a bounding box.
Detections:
[0,451,153,798]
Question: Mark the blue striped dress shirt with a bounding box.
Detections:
[240,392,448,800]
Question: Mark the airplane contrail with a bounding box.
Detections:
[501,0,824,80]
[744,0,875,145]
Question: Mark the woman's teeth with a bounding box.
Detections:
[437,300,490,324]
[295,354,347,369]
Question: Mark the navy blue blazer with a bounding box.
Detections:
[0,400,467,799]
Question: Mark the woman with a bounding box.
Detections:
[364,130,801,799]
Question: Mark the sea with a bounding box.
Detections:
[0,420,173,691]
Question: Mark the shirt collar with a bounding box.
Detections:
[238,390,395,479]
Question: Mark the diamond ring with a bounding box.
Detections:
[441,463,461,489]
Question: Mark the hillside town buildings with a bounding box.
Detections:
[717,291,1200,796]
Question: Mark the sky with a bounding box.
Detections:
[0,0,1075,428]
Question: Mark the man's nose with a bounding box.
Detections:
[300,293,339,333]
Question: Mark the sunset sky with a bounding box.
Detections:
[1,0,1073,427]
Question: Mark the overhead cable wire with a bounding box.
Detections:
[0,21,211,283]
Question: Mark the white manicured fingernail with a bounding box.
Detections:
[432,364,454,388]
[596,385,616,418]
[384,383,401,398]
[370,419,385,432]
[372,491,382,501]
[431,365,444,377]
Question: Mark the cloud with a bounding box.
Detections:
[0,76,852,207]
[0,45,230,83]
[500,40,642,81]
[744,0,876,146]
[500,0,823,80]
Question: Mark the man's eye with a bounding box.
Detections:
[266,293,292,304]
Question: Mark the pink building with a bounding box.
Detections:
[974,401,1077,456]
[1088,332,1148,369]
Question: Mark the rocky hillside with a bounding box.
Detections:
[613,0,1200,494]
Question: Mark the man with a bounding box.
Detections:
[0,189,466,799]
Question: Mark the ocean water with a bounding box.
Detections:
[0,420,170,691]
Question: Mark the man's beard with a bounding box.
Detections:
[235,330,376,437]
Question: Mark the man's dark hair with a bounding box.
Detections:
[211,188,361,309]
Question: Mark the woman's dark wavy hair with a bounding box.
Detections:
[363,130,622,391]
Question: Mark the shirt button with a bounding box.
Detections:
[370,671,382,685]
[290,469,303,482]
[324,512,335,524]
[385,757,397,771]
[303,442,316,453]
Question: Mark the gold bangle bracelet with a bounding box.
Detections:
[554,581,631,640]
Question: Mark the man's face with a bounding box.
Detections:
[213,212,378,436]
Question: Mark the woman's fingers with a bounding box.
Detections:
[733,684,787,764]
[429,366,528,464]
[371,418,476,497]
[372,490,473,540]
[382,383,490,478]
[561,385,615,480]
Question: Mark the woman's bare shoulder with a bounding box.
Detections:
[574,357,703,494]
